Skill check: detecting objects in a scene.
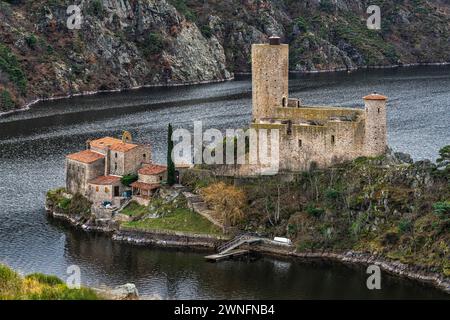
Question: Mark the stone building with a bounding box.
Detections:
[130,164,168,205]
[250,36,388,172]
[65,134,164,206]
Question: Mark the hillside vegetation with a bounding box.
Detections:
[0,264,100,300]
[1,0,449,111]
[183,146,450,277]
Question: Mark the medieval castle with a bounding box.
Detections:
[250,36,388,172]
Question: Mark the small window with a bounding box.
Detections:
[298,139,302,148]
[143,154,146,159]
[105,187,109,193]
[331,135,335,145]
[282,97,287,107]
[114,162,117,170]
[115,153,118,158]
[159,176,163,181]
[377,108,380,114]
[96,186,99,192]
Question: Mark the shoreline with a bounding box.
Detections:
[46,207,450,295]
[0,76,234,118]
[235,61,450,75]
[3,61,450,118]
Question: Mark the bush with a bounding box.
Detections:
[67,193,91,216]
[200,25,213,39]
[25,273,64,286]
[88,0,103,17]
[433,201,450,218]
[0,89,15,111]
[0,264,100,300]
[169,0,197,21]
[121,174,138,187]
[201,182,246,227]
[0,43,27,94]
[25,34,37,49]
[142,33,164,56]
[306,204,325,218]
[398,219,413,234]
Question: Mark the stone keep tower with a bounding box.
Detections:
[252,36,289,122]
[364,93,388,157]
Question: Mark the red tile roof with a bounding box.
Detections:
[138,164,167,175]
[67,150,105,164]
[89,175,121,185]
[363,93,387,100]
[90,137,138,152]
[130,181,161,191]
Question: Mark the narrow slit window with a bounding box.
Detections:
[298,139,302,148]
[282,97,287,107]
[331,135,335,145]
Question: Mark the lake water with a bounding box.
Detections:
[0,66,449,299]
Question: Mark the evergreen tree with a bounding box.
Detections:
[167,123,176,185]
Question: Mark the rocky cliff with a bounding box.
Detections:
[1,0,449,112]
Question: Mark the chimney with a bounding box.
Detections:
[104,146,110,176]
[269,36,281,45]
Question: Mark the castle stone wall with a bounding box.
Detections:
[252,44,289,121]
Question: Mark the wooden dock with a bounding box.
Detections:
[204,249,250,262]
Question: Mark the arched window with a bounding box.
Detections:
[331,135,335,145]
[282,97,287,107]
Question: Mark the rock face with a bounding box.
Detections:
[94,283,140,300]
[0,0,449,112]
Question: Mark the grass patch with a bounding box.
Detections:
[123,207,222,235]
[121,201,148,218]
[0,264,100,300]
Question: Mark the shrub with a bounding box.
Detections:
[59,197,71,210]
[25,273,64,286]
[306,204,325,218]
[325,188,340,200]
[0,89,14,111]
[201,182,246,227]
[142,33,164,56]
[398,219,413,234]
[121,174,138,187]
[169,0,197,21]
[433,201,450,218]
[67,193,91,216]
[88,0,103,17]
[200,25,213,38]
[0,43,27,94]
[382,231,399,246]
[25,34,37,49]
[0,264,23,298]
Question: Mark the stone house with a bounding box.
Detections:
[130,164,167,205]
[65,134,162,206]
[87,175,123,205]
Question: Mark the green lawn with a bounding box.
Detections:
[120,201,148,217]
[122,208,222,235]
